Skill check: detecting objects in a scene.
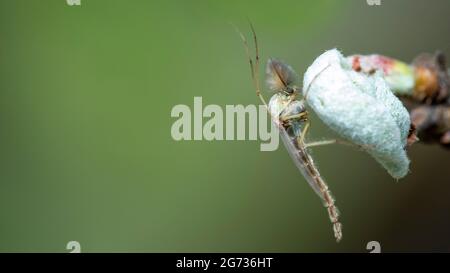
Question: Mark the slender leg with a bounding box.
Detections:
[303,64,331,100]
[281,112,307,122]
[234,24,267,108]
[279,112,310,144]
[305,139,338,148]
[250,23,262,101]
[306,139,372,151]
[300,119,310,144]
[282,113,370,150]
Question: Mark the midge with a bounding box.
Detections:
[235,25,343,242]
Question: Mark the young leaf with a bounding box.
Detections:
[303,49,411,179]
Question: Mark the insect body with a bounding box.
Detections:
[267,61,342,242]
[236,25,342,242]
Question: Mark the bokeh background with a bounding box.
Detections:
[0,0,449,252]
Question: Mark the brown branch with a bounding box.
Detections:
[406,102,450,148]
[401,51,450,148]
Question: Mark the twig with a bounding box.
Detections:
[402,52,450,148]
[350,51,450,148]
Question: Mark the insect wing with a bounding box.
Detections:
[277,123,324,200]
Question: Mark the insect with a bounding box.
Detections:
[236,24,343,242]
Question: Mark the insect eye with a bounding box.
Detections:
[282,88,292,95]
[287,86,298,94]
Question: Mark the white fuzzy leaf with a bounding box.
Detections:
[303,49,411,179]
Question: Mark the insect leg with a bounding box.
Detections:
[280,112,308,122]
[302,63,331,101]
[234,24,267,107]
[305,139,338,148]
[250,23,263,101]
[305,139,373,151]
[299,119,310,144]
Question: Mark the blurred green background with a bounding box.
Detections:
[0,0,449,252]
